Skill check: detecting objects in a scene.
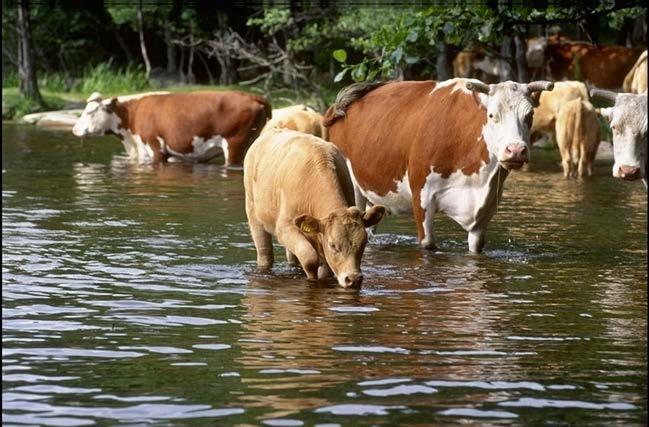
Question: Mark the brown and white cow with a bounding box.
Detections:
[244,128,385,288]
[324,78,553,253]
[72,91,271,166]
[623,50,647,94]
[527,40,643,89]
[260,104,326,138]
[591,89,648,187]
[555,98,601,178]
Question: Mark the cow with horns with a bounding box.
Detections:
[324,78,554,253]
[591,88,648,188]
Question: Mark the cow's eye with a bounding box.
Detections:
[330,243,339,253]
[488,113,494,119]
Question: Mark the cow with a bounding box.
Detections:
[533,40,642,89]
[260,104,326,138]
[323,78,553,254]
[452,49,512,83]
[623,50,647,94]
[555,98,601,178]
[243,128,386,288]
[591,89,648,187]
[72,91,272,166]
[531,80,589,146]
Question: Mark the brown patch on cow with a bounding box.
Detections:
[323,81,387,127]
[111,91,271,164]
[327,80,489,199]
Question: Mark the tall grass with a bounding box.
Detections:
[2,61,150,96]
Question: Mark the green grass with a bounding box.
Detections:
[3,61,338,119]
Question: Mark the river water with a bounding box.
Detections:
[2,123,647,426]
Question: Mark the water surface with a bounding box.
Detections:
[2,123,647,426]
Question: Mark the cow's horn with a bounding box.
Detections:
[87,91,103,103]
[465,81,490,94]
[527,81,554,92]
[590,88,618,104]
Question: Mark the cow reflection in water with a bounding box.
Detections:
[235,265,526,417]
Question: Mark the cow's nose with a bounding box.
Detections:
[504,144,528,161]
[618,165,640,180]
[343,273,363,289]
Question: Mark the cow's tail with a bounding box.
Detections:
[323,81,387,127]
[252,94,273,121]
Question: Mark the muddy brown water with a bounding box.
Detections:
[2,123,647,426]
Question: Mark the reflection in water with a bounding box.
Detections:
[2,124,647,425]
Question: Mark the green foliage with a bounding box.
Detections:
[78,62,149,94]
[2,89,67,119]
[247,8,293,36]
[608,6,647,30]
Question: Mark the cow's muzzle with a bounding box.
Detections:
[500,144,529,170]
[618,165,641,181]
[340,272,363,289]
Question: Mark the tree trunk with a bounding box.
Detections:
[137,0,151,79]
[513,27,529,83]
[187,32,195,84]
[196,51,214,85]
[435,43,452,80]
[17,0,44,106]
[500,35,515,81]
[112,27,133,64]
[178,45,186,83]
[164,25,176,74]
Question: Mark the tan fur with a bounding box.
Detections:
[555,99,601,177]
[531,81,589,144]
[243,129,384,287]
[623,50,647,94]
[261,105,326,138]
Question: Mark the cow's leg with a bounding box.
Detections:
[412,194,437,251]
[277,225,320,281]
[318,263,334,279]
[578,154,588,177]
[248,219,274,269]
[468,227,485,254]
[285,248,299,266]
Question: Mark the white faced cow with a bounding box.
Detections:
[324,78,553,253]
[72,91,271,166]
[591,89,648,187]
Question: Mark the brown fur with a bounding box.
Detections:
[531,81,589,143]
[555,99,601,177]
[111,91,271,165]
[547,43,643,89]
[323,81,387,127]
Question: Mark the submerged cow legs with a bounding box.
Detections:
[468,228,486,253]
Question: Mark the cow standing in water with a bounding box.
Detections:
[324,78,553,253]
[591,89,648,188]
[72,91,271,166]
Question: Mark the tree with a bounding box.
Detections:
[16,0,44,105]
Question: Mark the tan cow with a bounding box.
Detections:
[261,104,326,138]
[531,81,589,146]
[555,98,601,177]
[72,91,271,166]
[623,50,647,94]
[243,129,385,288]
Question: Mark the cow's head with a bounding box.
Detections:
[72,92,121,137]
[294,205,385,288]
[466,80,554,171]
[526,36,548,69]
[592,89,648,183]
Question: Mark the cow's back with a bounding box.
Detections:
[532,81,588,135]
[244,129,353,228]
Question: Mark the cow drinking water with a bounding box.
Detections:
[324,78,553,253]
[244,128,385,288]
[72,91,271,166]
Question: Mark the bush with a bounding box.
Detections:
[77,62,149,94]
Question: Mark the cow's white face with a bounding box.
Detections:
[601,94,648,182]
[481,81,535,171]
[72,95,120,137]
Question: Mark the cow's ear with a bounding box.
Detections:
[105,97,118,111]
[294,214,321,235]
[362,205,386,228]
[598,107,614,123]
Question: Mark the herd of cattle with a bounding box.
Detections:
[71,42,648,288]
